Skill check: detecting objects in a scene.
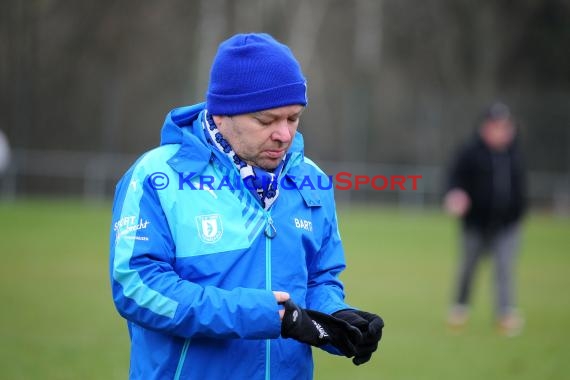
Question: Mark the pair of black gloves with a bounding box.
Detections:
[280,299,384,365]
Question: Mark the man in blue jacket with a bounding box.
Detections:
[110,33,383,380]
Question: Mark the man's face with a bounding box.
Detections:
[213,105,304,170]
[480,118,515,152]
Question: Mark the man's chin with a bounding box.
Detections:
[256,158,281,171]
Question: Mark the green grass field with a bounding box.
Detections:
[0,200,568,380]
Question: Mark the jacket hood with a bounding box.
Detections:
[160,102,206,145]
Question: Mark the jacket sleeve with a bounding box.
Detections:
[109,161,281,339]
[304,204,354,357]
[304,205,351,316]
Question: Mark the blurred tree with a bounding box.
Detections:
[0,0,568,187]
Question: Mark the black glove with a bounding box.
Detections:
[333,309,384,365]
[280,299,362,357]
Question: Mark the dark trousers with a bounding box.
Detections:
[453,223,521,317]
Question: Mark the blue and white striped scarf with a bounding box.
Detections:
[202,110,286,210]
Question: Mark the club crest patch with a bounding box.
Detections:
[195,214,223,244]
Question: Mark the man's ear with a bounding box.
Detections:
[212,115,225,129]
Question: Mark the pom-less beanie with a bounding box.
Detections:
[206,33,308,116]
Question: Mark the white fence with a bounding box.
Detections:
[1,149,569,215]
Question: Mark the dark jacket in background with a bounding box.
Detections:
[447,135,527,230]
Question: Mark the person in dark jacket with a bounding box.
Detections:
[444,102,526,336]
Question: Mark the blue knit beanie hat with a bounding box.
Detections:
[206,33,308,116]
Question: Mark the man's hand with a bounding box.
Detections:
[280,299,362,357]
[273,291,290,319]
[333,309,384,365]
[444,188,471,217]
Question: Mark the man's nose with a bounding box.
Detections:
[271,120,293,143]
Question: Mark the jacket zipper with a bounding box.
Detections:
[264,212,276,380]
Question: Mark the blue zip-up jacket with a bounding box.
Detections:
[110,103,350,379]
